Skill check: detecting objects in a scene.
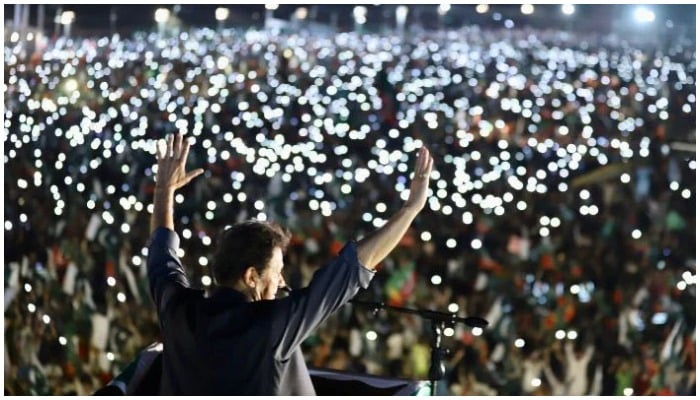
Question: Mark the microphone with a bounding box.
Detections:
[350,299,488,328]
[276,286,292,299]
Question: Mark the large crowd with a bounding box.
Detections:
[3,16,696,396]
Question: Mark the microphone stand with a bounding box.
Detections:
[350,300,488,396]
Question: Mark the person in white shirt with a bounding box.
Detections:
[563,341,594,396]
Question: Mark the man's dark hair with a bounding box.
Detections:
[210,220,291,286]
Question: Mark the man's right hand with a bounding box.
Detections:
[355,146,433,269]
[155,133,204,193]
[404,146,433,213]
[151,133,204,232]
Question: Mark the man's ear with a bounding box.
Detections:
[243,266,258,288]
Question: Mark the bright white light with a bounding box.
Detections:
[471,238,482,250]
[682,271,695,284]
[562,4,575,15]
[28,303,36,313]
[631,229,642,239]
[217,56,230,70]
[107,277,116,287]
[620,173,631,183]
[448,303,459,313]
[531,378,542,387]
[651,312,668,325]
[376,202,387,213]
[64,78,78,92]
[634,7,655,23]
[117,292,127,303]
[396,6,409,25]
[215,7,229,21]
[431,275,443,285]
[623,388,634,396]
[295,7,308,20]
[353,6,366,24]
[438,4,451,16]
[201,275,212,286]
[444,327,455,337]
[476,4,489,14]
[366,330,378,341]
[42,314,51,324]
[59,336,68,346]
[555,330,566,340]
[60,11,75,25]
[514,338,525,348]
[265,4,279,10]
[472,327,483,336]
[567,330,578,340]
[521,4,534,15]
[107,352,115,361]
[462,212,473,225]
[154,8,170,23]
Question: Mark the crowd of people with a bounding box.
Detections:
[4,16,696,396]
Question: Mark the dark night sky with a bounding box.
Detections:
[3,4,696,36]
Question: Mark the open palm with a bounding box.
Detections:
[155,133,204,192]
[405,146,433,212]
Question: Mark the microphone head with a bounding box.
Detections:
[276,286,292,299]
[464,316,489,328]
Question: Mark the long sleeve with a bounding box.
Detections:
[588,363,603,396]
[543,364,565,396]
[146,227,191,318]
[272,241,374,360]
[661,319,682,362]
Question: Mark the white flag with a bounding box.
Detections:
[63,262,79,295]
[85,213,102,241]
[91,313,110,351]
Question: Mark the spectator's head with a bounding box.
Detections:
[211,220,291,301]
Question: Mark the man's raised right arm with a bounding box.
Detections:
[147,133,203,313]
[355,146,433,269]
[150,133,203,233]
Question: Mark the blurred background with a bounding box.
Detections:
[3,3,696,396]
[2,4,698,37]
